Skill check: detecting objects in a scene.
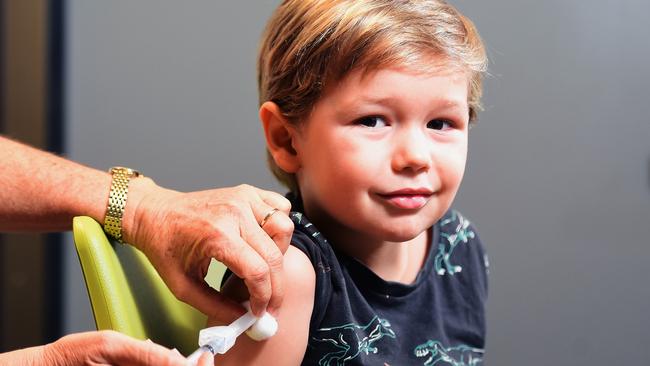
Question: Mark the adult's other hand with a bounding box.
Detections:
[0,330,214,366]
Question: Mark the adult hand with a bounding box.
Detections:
[123,182,293,322]
[0,330,214,366]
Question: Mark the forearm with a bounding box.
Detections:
[0,135,112,232]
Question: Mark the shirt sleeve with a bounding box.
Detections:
[290,228,335,334]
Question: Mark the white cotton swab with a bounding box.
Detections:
[186,304,278,364]
[245,311,278,341]
[241,301,279,341]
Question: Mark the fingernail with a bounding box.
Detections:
[252,306,264,316]
[171,348,182,356]
[267,307,279,318]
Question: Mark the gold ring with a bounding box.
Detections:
[260,208,280,228]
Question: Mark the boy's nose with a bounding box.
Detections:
[391,129,432,173]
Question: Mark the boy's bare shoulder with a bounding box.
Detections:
[215,245,315,366]
[284,244,316,277]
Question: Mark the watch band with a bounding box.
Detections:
[104,166,142,243]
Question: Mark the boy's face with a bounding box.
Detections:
[294,64,470,243]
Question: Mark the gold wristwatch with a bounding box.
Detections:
[104,166,143,243]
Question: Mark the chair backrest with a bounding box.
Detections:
[72,216,210,355]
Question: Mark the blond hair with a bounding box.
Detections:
[258,0,487,192]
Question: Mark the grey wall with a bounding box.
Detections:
[63,0,283,335]
[65,1,650,364]
[453,0,650,363]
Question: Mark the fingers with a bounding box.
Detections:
[255,188,292,215]
[211,226,281,316]
[249,197,294,254]
[262,213,293,255]
[239,223,286,315]
[112,334,188,366]
[196,351,215,366]
[49,331,190,366]
[140,184,294,323]
[236,197,292,315]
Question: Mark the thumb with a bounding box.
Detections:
[196,351,215,366]
[106,335,188,366]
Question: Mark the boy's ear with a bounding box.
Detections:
[259,101,301,173]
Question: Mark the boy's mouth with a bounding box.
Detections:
[376,188,434,210]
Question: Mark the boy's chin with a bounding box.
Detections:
[376,221,431,242]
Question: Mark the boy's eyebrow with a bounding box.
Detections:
[340,95,467,113]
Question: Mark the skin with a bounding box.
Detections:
[0,330,215,366]
[290,65,470,282]
[125,181,293,319]
[0,135,294,364]
[212,61,470,365]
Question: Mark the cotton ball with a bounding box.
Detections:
[245,312,278,341]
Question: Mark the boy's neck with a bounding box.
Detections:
[310,214,432,284]
[348,230,431,284]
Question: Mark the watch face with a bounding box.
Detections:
[110,166,142,177]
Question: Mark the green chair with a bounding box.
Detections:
[72,216,225,355]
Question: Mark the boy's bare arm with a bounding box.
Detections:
[214,245,316,365]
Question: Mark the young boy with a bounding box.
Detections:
[212,0,489,364]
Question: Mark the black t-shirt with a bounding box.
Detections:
[290,209,489,366]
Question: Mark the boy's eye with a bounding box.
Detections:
[356,116,387,128]
[427,119,452,130]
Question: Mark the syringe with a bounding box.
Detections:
[186,309,277,364]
